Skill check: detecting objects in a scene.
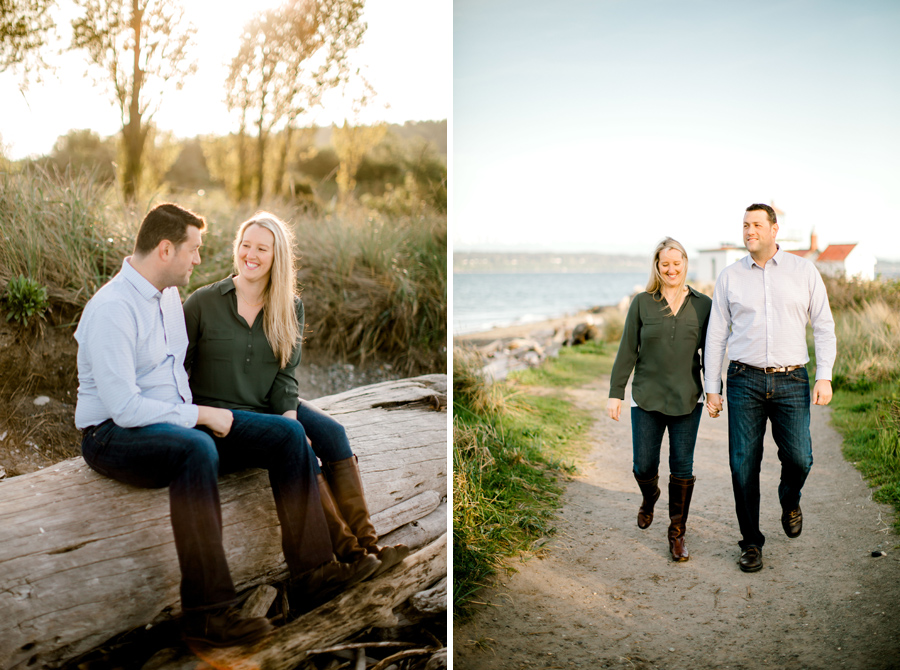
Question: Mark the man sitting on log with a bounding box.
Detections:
[73,203,379,647]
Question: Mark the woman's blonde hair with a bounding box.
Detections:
[233,212,300,368]
[646,236,689,300]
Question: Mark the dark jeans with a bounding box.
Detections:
[726,362,813,549]
[81,410,333,610]
[631,403,702,480]
[296,399,354,469]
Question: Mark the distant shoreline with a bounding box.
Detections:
[453,307,608,344]
[454,251,647,275]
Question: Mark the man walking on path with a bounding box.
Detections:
[705,203,836,573]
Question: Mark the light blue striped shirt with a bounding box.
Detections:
[704,247,836,394]
[74,258,199,429]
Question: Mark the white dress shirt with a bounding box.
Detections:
[74,258,199,429]
[704,247,836,394]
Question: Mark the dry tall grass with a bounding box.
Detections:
[832,300,900,391]
[0,168,446,374]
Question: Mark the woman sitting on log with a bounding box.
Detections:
[183,212,409,608]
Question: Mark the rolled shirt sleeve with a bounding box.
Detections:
[270,300,304,415]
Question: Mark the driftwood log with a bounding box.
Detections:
[147,534,447,670]
[0,374,447,670]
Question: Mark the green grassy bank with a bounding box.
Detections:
[823,276,900,532]
[452,341,615,619]
[0,167,446,374]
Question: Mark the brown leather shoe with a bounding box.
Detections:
[289,554,381,615]
[635,474,660,529]
[181,605,273,647]
[739,546,763,573]
[781,507,802,538]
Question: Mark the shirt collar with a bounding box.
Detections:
[120,257,162,301]
[744,244,784,270]
[218,276,237,295]
[686,285,704,299]
[771,245,785,264]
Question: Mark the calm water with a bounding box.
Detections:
[453,272,648,335]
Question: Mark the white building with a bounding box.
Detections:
[814,243,876,281]
[694,245,745,284]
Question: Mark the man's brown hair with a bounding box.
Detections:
[745,203,777,225]
[134,203,207,256]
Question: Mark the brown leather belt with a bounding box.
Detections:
[735,362,804,374]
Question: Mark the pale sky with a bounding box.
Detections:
[1,0,451,160]
[454,0,900,260]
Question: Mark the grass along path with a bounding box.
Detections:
[452,342,614,617]
[454,369,900,670]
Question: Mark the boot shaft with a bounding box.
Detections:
[323,455,379,551]
[668,475,696,532]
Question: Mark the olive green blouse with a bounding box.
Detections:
[183,276,303,416]
[608,287,712,416]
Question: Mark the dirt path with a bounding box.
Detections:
[454,377,900,670]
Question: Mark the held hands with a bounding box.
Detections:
[197,406,234,437]
[706,392,723,419]
[813,379,833,406]
[607,398,622,422]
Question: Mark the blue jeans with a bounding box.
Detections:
[81,410,333,610]
[726,362,813,549]
[631,403,702,480]
[296,399,354,471]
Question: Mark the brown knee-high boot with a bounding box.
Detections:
[635,473,661,529]
[317,473,367,562]
[668,475,695,562]
[324,456,410,577]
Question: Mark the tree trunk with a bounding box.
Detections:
[236,110,249,202]
[123,0,145,201]
[254,98,267,206]
[0,375,447,670]
[274,121,295,198]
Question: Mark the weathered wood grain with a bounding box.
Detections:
[380,501,447,550]
[150,534,448,670]
[0,375,447,670]
[410,576,447,614]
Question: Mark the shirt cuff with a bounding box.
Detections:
[814,367,833,382]
[273,395,300,416]
[704,379,722,394]
[181,404,201,428]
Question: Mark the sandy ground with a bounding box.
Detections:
[454,368,900,669]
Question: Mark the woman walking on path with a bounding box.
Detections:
[183,212,409,604]
[606,237,712,561]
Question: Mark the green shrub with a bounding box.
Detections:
[3,275,50,326]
